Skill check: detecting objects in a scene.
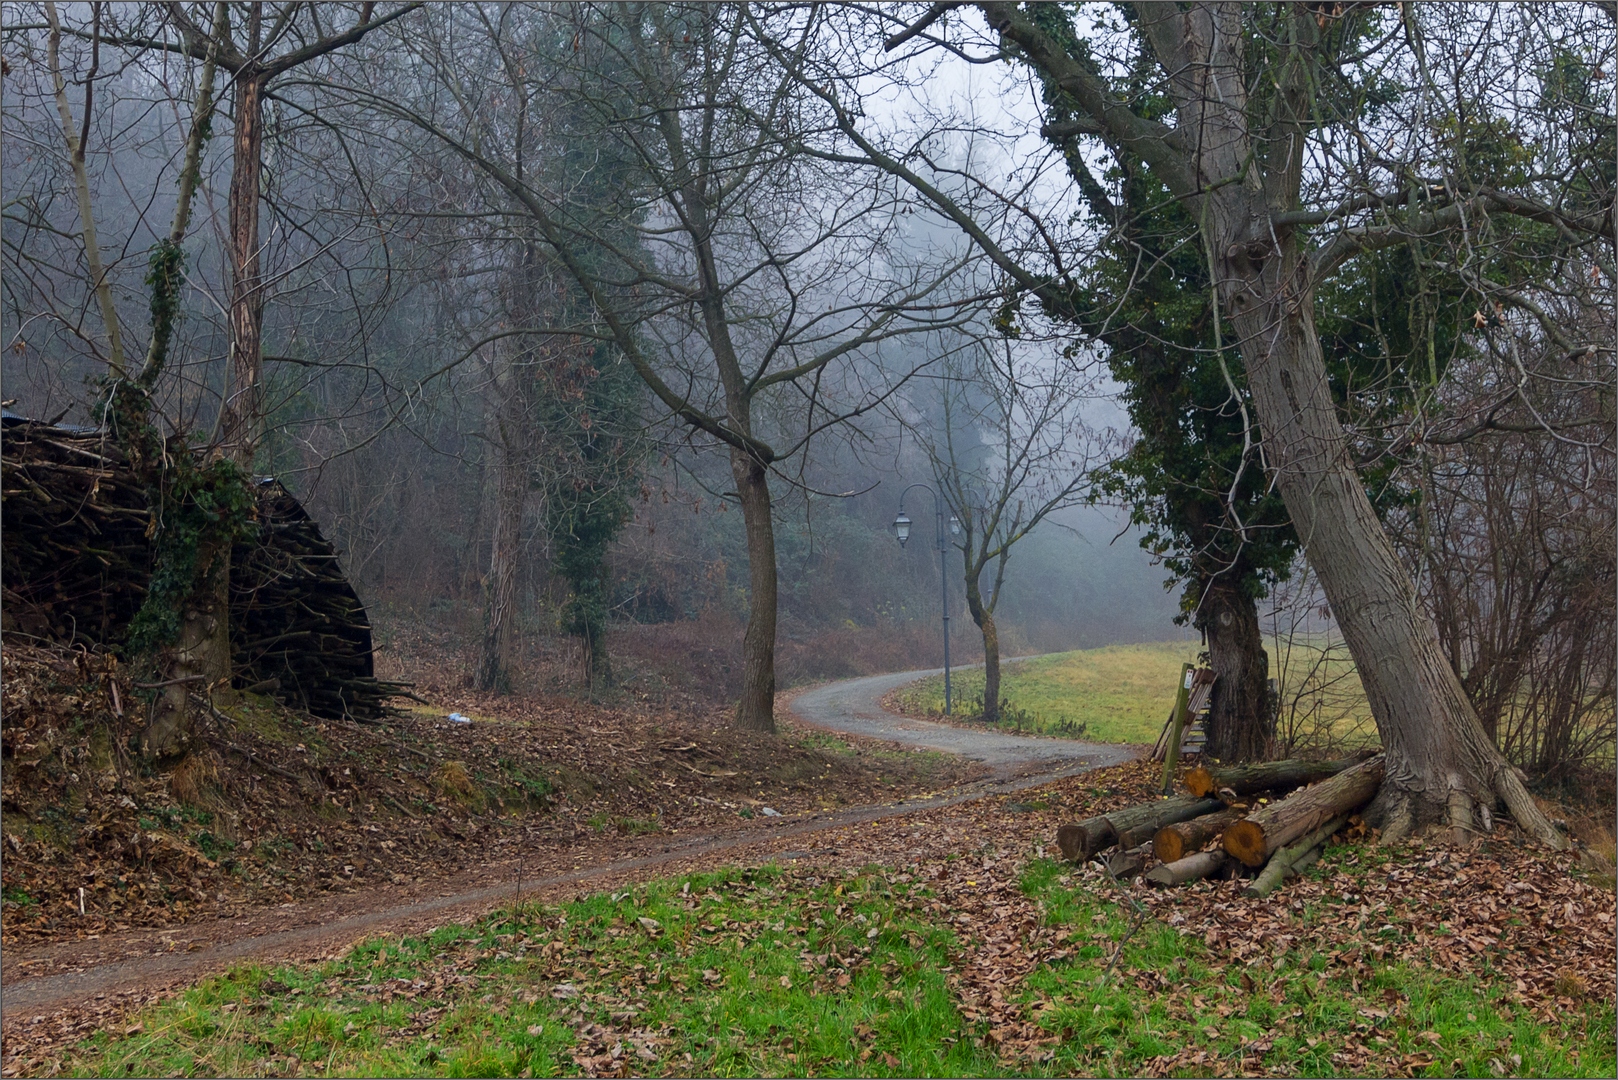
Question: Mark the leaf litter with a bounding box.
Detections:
[6,751,1611,1077]
[2,637,980,951]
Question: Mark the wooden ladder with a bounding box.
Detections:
[1150,667,1216,761]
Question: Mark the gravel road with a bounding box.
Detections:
[791,665,1139,771]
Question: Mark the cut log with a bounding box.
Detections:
[1242,814,1348,898]
[1056,795,1223,863]
[1223,755,1384,867]
[1153,806,1247,864]
[1144,849,1228,887]
[1185,753,1374,799]
[1105,843,1150,880]
[1118,823,1158,850]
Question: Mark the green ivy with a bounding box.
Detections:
[96,227,257,667]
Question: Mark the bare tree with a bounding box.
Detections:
[346,2,977,731]
[908,336,1098,722]
[111,1,420,465]
[778,1,1613,844]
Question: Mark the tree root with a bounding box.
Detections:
[1493,765,1568,851]
[1369,771,1568,851]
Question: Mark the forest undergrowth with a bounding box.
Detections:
[0,635,978,948]
[5,760,1612,1079]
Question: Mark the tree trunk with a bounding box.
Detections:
[1122,2,1567,847]
[732,450,777,732]
[1223,754,1384,867]
[1184,754,1371,799]
[1195,575,1272,761]
[218,62,265,467]
[477,420,523,693]
[143,534,231,758]
[1056,794,1222,862]
[1217,215,1557,843]
[964,571,1000,722]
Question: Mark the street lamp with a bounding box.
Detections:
[893,484,955,715]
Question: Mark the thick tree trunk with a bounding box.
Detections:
[1217,219,1558,843]
[143,535,231,758]
[1195,575,1272,761]
[964,573,1000,723]
[218,64,265,468]
[732,450,777,732]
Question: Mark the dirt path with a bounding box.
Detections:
[792,666,1138,769]
[0,667,1136,1024]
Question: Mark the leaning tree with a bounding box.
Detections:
[778,2,1614,843]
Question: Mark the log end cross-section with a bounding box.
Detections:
[1224,754,1385,867]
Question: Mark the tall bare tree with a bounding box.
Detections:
[351,2,976,730]
[909,337,1097,722]
[781,2,1614,843]
[121,1,421,466]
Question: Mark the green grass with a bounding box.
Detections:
[892,639,1378,746]
[891,642,1204,743]
[1018,857,1612,1078]
[53,859,1612,1078]
[61,866,1000,1078]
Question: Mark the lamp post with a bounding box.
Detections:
[894,484,960,714]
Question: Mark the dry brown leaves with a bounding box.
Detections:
[1,635,978,948]
[725,758,1615,1071]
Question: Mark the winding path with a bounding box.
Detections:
[791,665,1138,771]
[2,666,1136,1024]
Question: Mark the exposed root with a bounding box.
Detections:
[1365,785,1415,845]
[1446,787,1478,846]
[1370,769,1570,851]
[1495,765,1569,851]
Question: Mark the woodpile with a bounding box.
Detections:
[1055,752,1386,894]
[1,414,407,720]
[1183,752,1376,799]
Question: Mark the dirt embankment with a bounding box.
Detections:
[0,638,981,950]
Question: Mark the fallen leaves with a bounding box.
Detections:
[1,635,979,951]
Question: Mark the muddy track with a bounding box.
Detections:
[0,667,1134,1021]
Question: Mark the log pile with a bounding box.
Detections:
[230,479,412,720]
[1054,752,1387,895]
[1,414,406,720]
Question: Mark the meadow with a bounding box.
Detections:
[888,639,1377,749]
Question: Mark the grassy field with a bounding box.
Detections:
[889,642,1202,743]
[52,858,1614,1078]
[890,639,1376,747]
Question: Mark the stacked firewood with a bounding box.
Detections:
[1,415,408,721]
[1056,751,1384,897]
[230,479,414,720]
